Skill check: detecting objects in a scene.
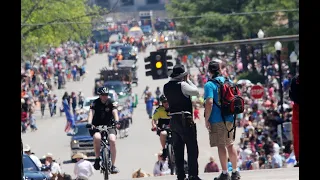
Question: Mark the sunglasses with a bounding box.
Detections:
[100,94,108,96]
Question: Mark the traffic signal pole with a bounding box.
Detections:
[145,35,299,80]
[158,35,299,51]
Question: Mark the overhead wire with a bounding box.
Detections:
[21,9,299,27]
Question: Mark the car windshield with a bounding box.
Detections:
[74,125,90,136]
[84,99,95,107]
[105,83,124,93]
[110,45,123,52]
[120,46,132,56]
[23,155,39,172]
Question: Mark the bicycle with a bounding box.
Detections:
[86,124,113,180]
[152,124,176,175]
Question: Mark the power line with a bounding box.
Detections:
[21,9,298,27]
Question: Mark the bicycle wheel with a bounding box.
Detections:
[167,144,176,175]
[102,147,109,180]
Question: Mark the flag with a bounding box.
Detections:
[286,152,297,165]
[63,99,75,132]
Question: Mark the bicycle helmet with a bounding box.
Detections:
[97,86,109,95]
[159,95,167,102]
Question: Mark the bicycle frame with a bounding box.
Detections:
[95,126,112,173]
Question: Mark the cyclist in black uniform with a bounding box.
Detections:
[87,86,120,173]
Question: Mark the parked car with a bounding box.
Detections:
[23,154,49,180]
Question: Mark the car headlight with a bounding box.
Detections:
[71,140,79,148]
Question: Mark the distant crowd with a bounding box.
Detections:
[21,41,91,133]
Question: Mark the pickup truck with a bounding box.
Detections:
[67,123,94,162]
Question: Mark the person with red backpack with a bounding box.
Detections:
[204,61,244,180]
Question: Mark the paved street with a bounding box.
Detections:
[23,45,293,180]
[143,168,299,180]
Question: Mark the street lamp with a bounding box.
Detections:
[257,29,265,78]
[289,51,298,75]
[275,41,284,147]
[257,29,264,39]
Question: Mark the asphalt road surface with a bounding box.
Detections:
[22,45,245,180]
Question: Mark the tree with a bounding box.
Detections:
[166,0,299,70]
[167,0,298,42]
[21,0,109,60]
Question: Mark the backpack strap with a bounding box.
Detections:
[211,77,237,140]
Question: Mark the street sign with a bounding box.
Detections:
[250,85,264,99]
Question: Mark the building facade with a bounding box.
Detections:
[92,0,169,20]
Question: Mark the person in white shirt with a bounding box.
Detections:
[43,153,62,179]
[23,144,42,168]
[73,153,94,180]
[153,150,171,176]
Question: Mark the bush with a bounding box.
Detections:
[236,71,265,84]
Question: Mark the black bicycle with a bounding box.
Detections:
[87,125,112,180]
[152,125,176,175]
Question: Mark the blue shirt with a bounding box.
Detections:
[204,76,234,124]
[146,97,154,110]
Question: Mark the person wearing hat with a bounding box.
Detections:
[73,153,94,180]
[203,61,241,180]
[42,153,62,179]
[23,144,42,168]
[163,64,201,180]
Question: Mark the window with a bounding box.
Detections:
[146,0,159,4]
[121,0,134,6]
[74,126,91,136]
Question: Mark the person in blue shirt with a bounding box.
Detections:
[145,92,154,119]
[204,61,241,180]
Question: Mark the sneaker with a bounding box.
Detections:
[111,165,120,174]
[214,172,231,180]
[231,171,241,180]
[294,162,299,167]
[188,175,202,180]
[93,158,100,170]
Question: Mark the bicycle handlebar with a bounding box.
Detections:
[151,125,171,132]
[86,124,116,131]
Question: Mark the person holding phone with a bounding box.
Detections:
[163,64,201,180]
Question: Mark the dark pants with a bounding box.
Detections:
[170,114,199,179]
[79,101,84,108]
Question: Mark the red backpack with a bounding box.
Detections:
[210,77,244,139]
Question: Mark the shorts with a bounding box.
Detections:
[89,127,117,137]
[157,119,170,136]
[209,121,235,147]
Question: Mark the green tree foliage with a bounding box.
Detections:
[166,0,299,43]
[21,0,108,59]
[236,71,265,84]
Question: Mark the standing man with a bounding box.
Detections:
[204,61,241,180]
[289,74,299,167]
[163,64,201,180]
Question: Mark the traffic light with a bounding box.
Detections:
[145,51,172,80]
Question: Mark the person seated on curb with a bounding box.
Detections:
[73,153,94,180]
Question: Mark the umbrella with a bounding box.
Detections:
[237,79,252,85]
[129,26,142,32]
